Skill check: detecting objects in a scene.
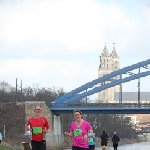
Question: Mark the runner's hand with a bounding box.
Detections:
[82,135,88,141]
[43,129,50,134]
[26,125,31,131]
[95,137,98,140]
[65,132,69,136]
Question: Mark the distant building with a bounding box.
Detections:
[114,92,150,103]
[98,43,120,103]
[123,115,139,129]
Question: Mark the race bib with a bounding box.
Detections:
[32,127,42,134]
[74,129,82,137]
[88,137,93,142]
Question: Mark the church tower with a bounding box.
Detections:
[98,43,120,103]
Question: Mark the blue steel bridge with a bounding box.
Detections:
[46,59,150,115]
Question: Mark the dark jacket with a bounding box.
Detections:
[112,134,120,144]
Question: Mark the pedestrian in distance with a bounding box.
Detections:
[0,133,2,144]
[100,129,110,150]
[26,105,50,150]
[65,109,93,150]
[112,132,120,150]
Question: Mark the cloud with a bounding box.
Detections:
[0,58,94,91]
[0,59,45,77]
[0,0,140,55]
[0,0,150,94]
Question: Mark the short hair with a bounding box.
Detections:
[103,129,106,134]
[34,105,42,110]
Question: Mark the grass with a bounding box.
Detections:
[0,145,20,150]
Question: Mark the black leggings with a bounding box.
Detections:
[31,140,46,150]
[89,145,95,150]
[72,146,89,150]
[113,143,118,150]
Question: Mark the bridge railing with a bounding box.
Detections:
[49,103,150,108]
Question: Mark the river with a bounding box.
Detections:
[95,142,150,150]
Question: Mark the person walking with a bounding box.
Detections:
[100,129,110,150]
[112,132,120,150]
[26,105,50,150]
[65,109,93,150]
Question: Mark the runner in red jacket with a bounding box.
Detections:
[26,105,50,150]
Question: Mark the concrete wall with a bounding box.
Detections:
[25,101,64,149]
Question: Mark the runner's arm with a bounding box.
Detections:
[65,131,73,137]
[107,133,110,140]
[44,117,50,133]
[88,129,93,137]
[94,137,99,140]
[25,119,31,131]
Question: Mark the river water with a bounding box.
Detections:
[95,142,150,150]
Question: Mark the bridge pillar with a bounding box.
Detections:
[25,101,64,150]
[46,114,64,149]
[53,115,62,135]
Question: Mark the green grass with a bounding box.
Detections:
[0,145,20,150]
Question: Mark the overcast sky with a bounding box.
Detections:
[0,0,150,99]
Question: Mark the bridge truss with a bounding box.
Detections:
[47,59,150,114]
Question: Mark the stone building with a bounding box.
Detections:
[98,43,120,103]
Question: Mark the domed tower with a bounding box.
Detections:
[98,43,120,103]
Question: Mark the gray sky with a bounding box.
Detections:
[0,0,150,99]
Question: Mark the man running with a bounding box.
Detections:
[100,129,110,150]
[26,105,50,150]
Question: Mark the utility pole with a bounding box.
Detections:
[21,80,22,101]
[138,78,140,106]
[137,67,140,107]
[16,78,22,102]
[16,78,17,102]
[4,125,5,139]
[119,74,122,108]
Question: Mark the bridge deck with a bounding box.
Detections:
[47,103,150,115]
